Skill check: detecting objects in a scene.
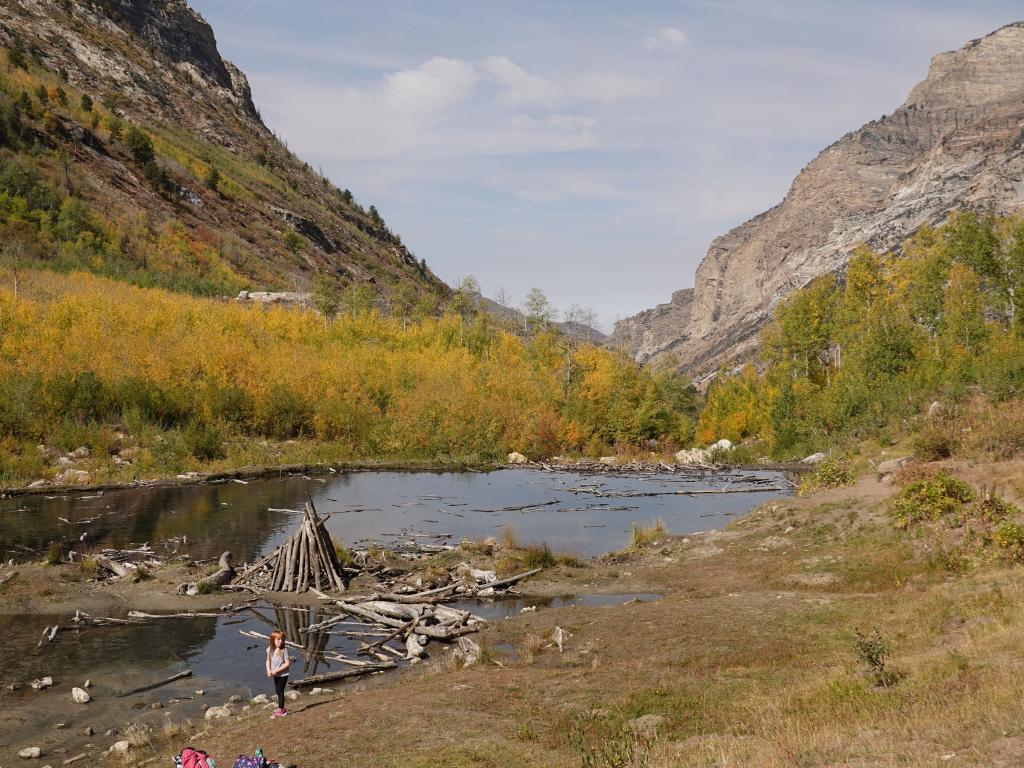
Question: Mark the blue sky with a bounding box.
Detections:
[191,1,1021,329]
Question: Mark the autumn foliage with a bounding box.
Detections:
[697,212,1024,458]
[0,270,694,484]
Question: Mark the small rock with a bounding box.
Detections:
[71,687,91,704]
[309,687,324,696]
[927,400,942,418]
[228,694,242,703]
[507,451,528,464]
[53,722,67,729]
[57,456,76,469]
[28,479,49,489]
[150,702,162,710]
[194,689,205,696]
[108,741,131,755]
[284,690,300,701]
[104,729,118,737]
[70,446,90,459]
[250,694,269,705]
[31,676,54,690]
[801,452,826,464]
[83,679,91,688]
[628,714,666,738]
[759,535,790,551]
[83,727,94,737]
[598,455,618,465]
[204,705,233,720]
[18,747,42,759]
[877,456,911,478]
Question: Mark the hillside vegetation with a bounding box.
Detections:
[0,270,694,487]
[0,9,445,301]
[696,212,1024,462]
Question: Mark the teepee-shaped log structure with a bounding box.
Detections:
[234,498,346,593]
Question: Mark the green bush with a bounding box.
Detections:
[183,419,226,461]
[993,522,1024,564]
[798,457,855,496]
[889,473,975,529]
[912,421,959,461]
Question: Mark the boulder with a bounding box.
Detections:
[802,452,826,465]
[18,747,42,759]
[250,693,269,705]
[711,439,733,451]
[71,687,90,704]
[927,400,942,418]
[70,446,90,459]
[228,694,242,703]
[56,456,76,469]
[674,448,708,465]
[284,690,300,701]
[507,451,528,464]
[456,636,481,667]
[204,705,233,720]
[877,456,911,479]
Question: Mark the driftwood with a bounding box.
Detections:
[177,552,235,595]
[127,610,221,619]
[234,499,345,594]
[94,555,131,579]
[289,663,395,687]
[0,570,17,589]
[118,669,193,697]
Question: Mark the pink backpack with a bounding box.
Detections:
[180,748,214,768]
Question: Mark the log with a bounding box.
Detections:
[95,555,131,579]
[127,610,221,619]
[289,663,395,687]
[475,567,542,592]
[0,570,18,589]
[118,669,192,697]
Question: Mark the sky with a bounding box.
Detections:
[190,0,1022,330]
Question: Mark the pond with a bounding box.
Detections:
[0,467,790,758]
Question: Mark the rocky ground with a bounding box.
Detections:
[7,457,1019,767]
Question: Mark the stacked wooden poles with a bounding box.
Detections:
[236,498,346,594]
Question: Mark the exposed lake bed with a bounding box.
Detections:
[0,467,790,761]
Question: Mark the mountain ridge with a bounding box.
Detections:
[0,0,447,300]
[609,21,1024,377]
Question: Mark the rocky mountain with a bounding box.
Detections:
[0,0,446,299]
[609,22,1024,378]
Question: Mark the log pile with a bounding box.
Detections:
[232,500,346,593]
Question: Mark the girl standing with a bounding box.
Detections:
[265,629,291,718]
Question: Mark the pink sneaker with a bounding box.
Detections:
[270,707,284,718]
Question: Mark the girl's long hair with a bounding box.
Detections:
[268,629,285,652]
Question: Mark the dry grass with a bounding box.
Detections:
[498,525,520,551]
[146,463,1024,768]
[629,518,667,550]
[514,633,547,664]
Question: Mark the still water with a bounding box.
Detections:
[0,468,789,757]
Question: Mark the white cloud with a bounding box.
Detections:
[487,170,620,203]
[481,56,560,105]
[643,27,687,51]
[481,56,653,106]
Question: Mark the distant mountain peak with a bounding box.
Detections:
[609,21,1024,376]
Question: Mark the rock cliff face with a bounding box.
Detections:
[609,22,1024,378]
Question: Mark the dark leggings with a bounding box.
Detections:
[273,675,288,708]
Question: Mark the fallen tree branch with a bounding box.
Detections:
[118,669,192,697]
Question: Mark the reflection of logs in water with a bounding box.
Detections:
[271,605,330,676]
